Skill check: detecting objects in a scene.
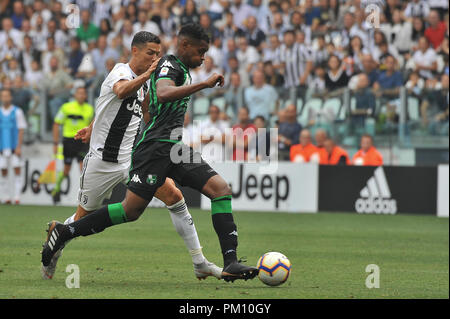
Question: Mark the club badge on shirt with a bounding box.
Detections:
[159,67,169,77]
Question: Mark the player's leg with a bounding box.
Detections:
[0,155,9,204]
[154,178,222,280]
[171,145,258,282]
[12,155,22,204]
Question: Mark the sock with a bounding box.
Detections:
[54,171,65,192]
[64,213,76,225]
[211,195,238,267]
[62,203,127,241]
[0,175,9,202]
[167,198,205,265]
[14,174,22,201]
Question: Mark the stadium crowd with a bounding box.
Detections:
[0,0,449,171]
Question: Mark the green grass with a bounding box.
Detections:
[0,205,448,299]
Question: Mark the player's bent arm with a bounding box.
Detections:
[16,129,24,157]
[113,75,150,100]
[156,74,223,103]
[156,79,208,103]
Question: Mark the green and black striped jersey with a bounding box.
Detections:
[136,54,192,147]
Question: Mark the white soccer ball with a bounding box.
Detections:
[256,252,292,286]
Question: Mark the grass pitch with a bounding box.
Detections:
[0,205,448,299]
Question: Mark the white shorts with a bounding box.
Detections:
[0,153,22,170]
[77,152,130,211]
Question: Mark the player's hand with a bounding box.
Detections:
[146,58,161,78]
[204,73,224,88]
[75,126,92,144]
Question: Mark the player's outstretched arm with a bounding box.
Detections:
[156,73,224,103]
[113,58,161,100]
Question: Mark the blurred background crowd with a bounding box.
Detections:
[0,0,449,165]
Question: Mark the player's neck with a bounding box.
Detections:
[175,53,189,70]
[128,59,142,76]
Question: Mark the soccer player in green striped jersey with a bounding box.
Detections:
[41,24,258,282]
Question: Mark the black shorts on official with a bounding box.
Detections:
[63,137,89,165]
[127,141,218,201]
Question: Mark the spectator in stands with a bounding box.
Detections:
[41,37,65,75]
[76,10,100,45]
[404,0,430,20]
[244,16,266,52]
[290,129,320,163]
[0,87,27,205]
[133,10,161,36]
[91,35,120,78]
[199,105,228,164]
[263,34,281,63]
[314,129,329,165]
[424,10,447,50]
[180,0,200,26]
[224,71,244,122]
[18,35,40,75]
[236,36,260,74]
[199,13,220,44]
[47,19,68,52]
[244,69,278,121]
[405,71,425,98]
[0,17,22,48]
[352,134,383,166]
[231,0,257,30]
[31,15,50,52]
[323,138,350,165]
[277,104,302,161]
[263,60,284,88]
[351,73,376,129]
[360,53,380,87]
[420,73,449,127]
[251,0,271,34]
[42,56,74,121]
[11,75,33,115]
[24,60,44,91]
[217,11,245,43]
[412,36,438,79]
[249,115,272,162]
[325,55,349,92]
[389,9,414,55]
[11,0,25,30]
[231,107,257,161]
[68,37,84,78]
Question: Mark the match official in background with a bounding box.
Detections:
[352,134,383,166]
[0,88,27,204]
[51,86,94,202]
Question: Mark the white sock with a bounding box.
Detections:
[14,174,22,202]
[0,175,9,202]
[167,198,205,264]
[64,214,76,225]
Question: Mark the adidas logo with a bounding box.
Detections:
[131,174,142,184]
[355,167,397,215]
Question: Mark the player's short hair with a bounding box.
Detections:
[131,31,161,49]
[178,23,210,44]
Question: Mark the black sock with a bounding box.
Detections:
[62,205,113,241]
[212,213,238,267]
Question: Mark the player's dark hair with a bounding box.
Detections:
[178,23,210,44]
[131,31,161,49]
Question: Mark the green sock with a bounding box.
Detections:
[108,203,128,225]
[211,195,238,267]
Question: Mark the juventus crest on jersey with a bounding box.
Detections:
[90,63,150,164]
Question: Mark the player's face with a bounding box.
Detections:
[135,42,161,73]
[186,40,209,68]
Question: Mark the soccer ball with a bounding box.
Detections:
[256,252,291,286]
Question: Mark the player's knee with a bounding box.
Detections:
[165,188,183,206]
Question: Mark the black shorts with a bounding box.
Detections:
[127,141,218,201]
[63,137,89,165]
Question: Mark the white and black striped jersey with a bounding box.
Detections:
[275,43,313,88]
[90,63,149,164]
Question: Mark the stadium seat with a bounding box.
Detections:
[407,97,420,121]
[211,96,226,111]
[322,97,342,121]
[298,98,322,126]
[192,97,210,115]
